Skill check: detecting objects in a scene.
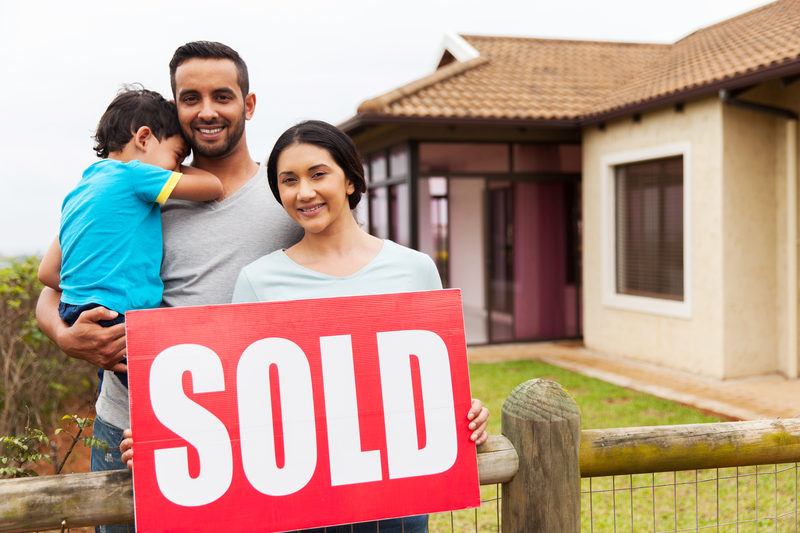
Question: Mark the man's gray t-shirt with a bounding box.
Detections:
[95,164,302,429]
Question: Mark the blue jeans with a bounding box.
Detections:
[296,515,428,532]
[91,416,135,533]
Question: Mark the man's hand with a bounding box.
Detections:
[37,287,127,372]
[56,306,127,371]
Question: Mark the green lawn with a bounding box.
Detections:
[430,360,797,532]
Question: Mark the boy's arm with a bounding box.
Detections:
[169,166,223,202]
[36,287,127,370]
[38,238,62,290]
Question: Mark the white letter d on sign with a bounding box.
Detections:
[377,330,457,479]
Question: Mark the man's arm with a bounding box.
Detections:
[36,287,127,371]
[169,166,223,202]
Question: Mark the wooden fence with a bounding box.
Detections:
[3,378,800,532]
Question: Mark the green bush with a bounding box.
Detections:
[0,256,96,437]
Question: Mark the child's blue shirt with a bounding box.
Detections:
[59,159,182,314]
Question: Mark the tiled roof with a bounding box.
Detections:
[353,0,800,123]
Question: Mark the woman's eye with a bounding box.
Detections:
[281,177,296,185]
[312,171,326,179]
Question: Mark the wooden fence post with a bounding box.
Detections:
[501,378,581,532]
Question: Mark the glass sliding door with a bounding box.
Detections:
[448,178,487,344]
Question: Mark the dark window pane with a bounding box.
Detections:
[389,183,410,247]
[615,156,683,300]
[513,143,581,173]
[389,145,409,178]
[419,143,509,174]
[369,187,389,239]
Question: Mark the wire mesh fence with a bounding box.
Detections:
[429,483,502,532]
[427,464,800,532]
[582,464,800,532]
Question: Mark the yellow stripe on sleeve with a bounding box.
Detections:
[155,172,182,205]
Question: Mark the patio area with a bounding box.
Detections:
[468,341,800,420]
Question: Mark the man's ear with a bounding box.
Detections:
[245,92,256,120]
[133,126,153,151]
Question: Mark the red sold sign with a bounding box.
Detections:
[126,289,479,532]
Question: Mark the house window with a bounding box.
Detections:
[614,156,683,300]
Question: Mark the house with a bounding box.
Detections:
[340,0,800,379]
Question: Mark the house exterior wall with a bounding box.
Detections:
[582,97,726,377]
[720,90,780,377]
[725,81,800,378]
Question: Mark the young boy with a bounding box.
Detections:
[38,86,223,388]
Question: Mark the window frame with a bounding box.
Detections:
[601,143,692,319]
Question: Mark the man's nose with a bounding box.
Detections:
[198,99,218,121]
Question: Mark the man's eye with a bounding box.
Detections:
[182,96,198,104]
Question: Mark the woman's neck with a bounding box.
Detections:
[287,213,384,276]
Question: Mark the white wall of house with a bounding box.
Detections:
[582,97,726,377]
[720,93,780,377]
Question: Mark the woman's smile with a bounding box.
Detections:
[297,203,327,217]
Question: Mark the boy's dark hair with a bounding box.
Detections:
[266,120,367,210]
[169,41,249,97]
[93,86,182,159]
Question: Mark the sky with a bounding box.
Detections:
[1,0,774,256]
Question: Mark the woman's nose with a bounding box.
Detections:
[298,179,315,199]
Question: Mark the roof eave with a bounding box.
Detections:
[339,113,583,135]
[583,58,800,125]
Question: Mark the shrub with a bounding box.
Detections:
[0,256,96,436]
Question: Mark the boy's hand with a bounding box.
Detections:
[56,306,127,371]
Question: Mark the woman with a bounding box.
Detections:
[122,120,489,532]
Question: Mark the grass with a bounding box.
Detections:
[428,360,799,532]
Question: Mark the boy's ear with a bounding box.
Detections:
[132,126,153,151]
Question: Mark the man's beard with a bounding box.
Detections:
[189,115,246,159]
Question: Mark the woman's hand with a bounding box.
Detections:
[120,428,134,469]
[467,398,489,445]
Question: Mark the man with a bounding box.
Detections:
[36,41,303,532]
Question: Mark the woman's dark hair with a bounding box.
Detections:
[169,41,249,98]
[266,120,367,210]
[93,85,182,159]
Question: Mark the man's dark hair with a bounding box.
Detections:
[266,120,367,210]
[93,85,182,159]
[169,41,249,97]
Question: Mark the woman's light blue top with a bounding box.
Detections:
[231,239,442,304]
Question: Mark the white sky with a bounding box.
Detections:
[1,0,774,256]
